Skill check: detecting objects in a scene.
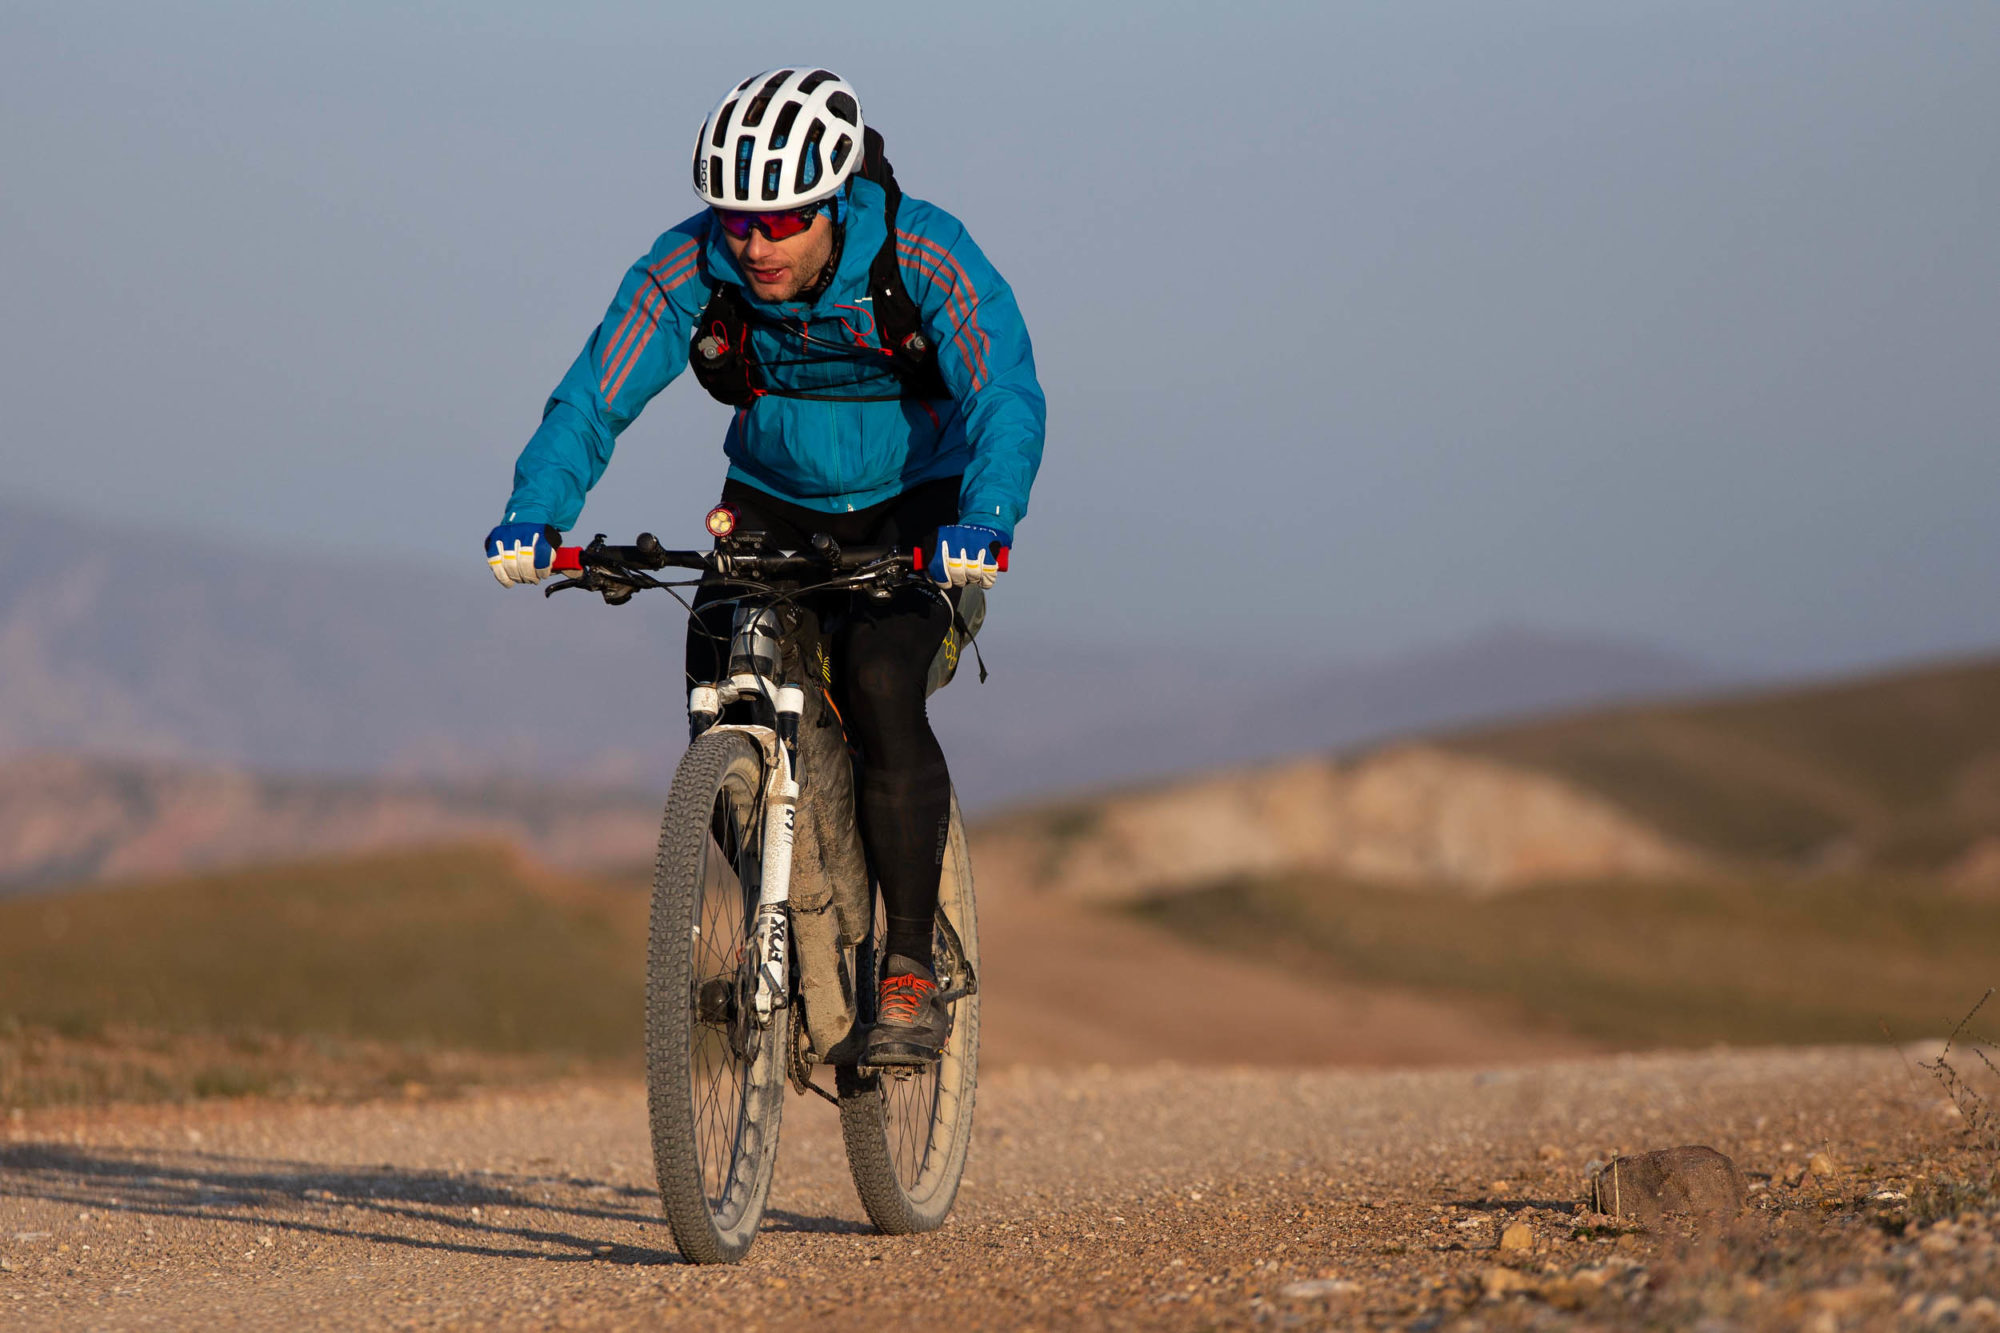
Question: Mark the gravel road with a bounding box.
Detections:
[2,1047,1990,1330]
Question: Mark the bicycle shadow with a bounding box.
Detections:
[760,1207,874,1236]
[0,1140,685,1266]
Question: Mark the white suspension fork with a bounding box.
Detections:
[750,685,806,1021]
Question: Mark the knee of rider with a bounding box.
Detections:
[843,653,926,713]
[859,756,950,798]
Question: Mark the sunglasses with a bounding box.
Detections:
[711,202,825,242]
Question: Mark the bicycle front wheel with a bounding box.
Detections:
[837,790,981,1233]
[646,730,787,1264]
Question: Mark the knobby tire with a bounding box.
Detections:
[647,731,788,1264]
[836,791,981,1233]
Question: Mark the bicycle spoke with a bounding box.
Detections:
[690,784,754,1210]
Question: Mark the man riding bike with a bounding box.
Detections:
[484,68,1045,1065]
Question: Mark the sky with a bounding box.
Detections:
[3,0,1996,675]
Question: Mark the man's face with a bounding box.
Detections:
[721,211,836,303]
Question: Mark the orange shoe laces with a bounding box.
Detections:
[878,973,937,1026]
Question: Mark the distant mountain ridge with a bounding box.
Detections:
[0,752,659,891]
[2,496,1721,806]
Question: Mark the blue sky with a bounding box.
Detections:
[3,0,1995,673]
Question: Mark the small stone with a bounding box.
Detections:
[1499,1222,1534,1251]
[1538,1144,1567,1162]
[1541,1274,1606,1310]
[1919,1230,1961,1256]
[1587,1146,1745,1227]
[1481,1266,1535,1299]
[1807,1152,1837,1178]
[0,1258,13,1273]
[1921,1294,1965,1321]
[1869,1190,1909,1204]
[1279,1278,1358,1301]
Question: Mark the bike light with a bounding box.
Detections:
[705,504,739,539]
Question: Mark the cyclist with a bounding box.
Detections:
[484,69,1045,1064]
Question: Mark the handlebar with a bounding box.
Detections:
[549,532,919,584]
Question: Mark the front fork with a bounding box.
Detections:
[743,685,806,1024]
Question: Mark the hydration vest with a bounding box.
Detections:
[689,127,952,406]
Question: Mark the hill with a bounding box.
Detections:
[972,651,2000,905]
[1446,653,2000,876]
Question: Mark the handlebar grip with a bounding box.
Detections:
[551,546,583,574]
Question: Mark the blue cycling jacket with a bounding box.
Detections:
[501,178,1045,543]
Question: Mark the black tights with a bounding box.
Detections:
[684,476,959,969]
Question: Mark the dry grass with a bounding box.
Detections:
[1134,870,2000,1046]
[0,844,648,1108]
[0,1023,584,1110]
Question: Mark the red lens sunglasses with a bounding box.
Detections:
[711,202,824,242]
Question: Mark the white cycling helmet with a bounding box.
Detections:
[692,68,865,210]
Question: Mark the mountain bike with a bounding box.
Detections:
[546,520,981,1264]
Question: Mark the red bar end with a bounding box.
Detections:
[551,546,583,573]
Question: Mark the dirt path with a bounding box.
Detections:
[5,1047,1992,1330]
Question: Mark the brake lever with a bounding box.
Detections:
[543,569,640,604]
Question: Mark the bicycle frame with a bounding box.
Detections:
[549,532,944,1068]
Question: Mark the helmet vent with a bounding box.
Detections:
[829,134,853,174]
[741,70,794,127]
[795,121,825,193]
[710,100,736,150]
[825,91,858,125]
[761,159,782,202]
[797,69,836,95]
[769,100,800,151]
[735,135,755,201]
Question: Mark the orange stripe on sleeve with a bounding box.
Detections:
[604,263,700,404]
[597,242,697,396]
[897,230,992,386]
[896,246,985,392]
[601,241,695,372]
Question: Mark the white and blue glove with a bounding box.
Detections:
[485,521,562,586]
[927,523,1009,589]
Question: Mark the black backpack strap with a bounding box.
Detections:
[861,128,953,402]
[687,236,761,407]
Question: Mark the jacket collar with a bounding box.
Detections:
[699,177,888,317]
